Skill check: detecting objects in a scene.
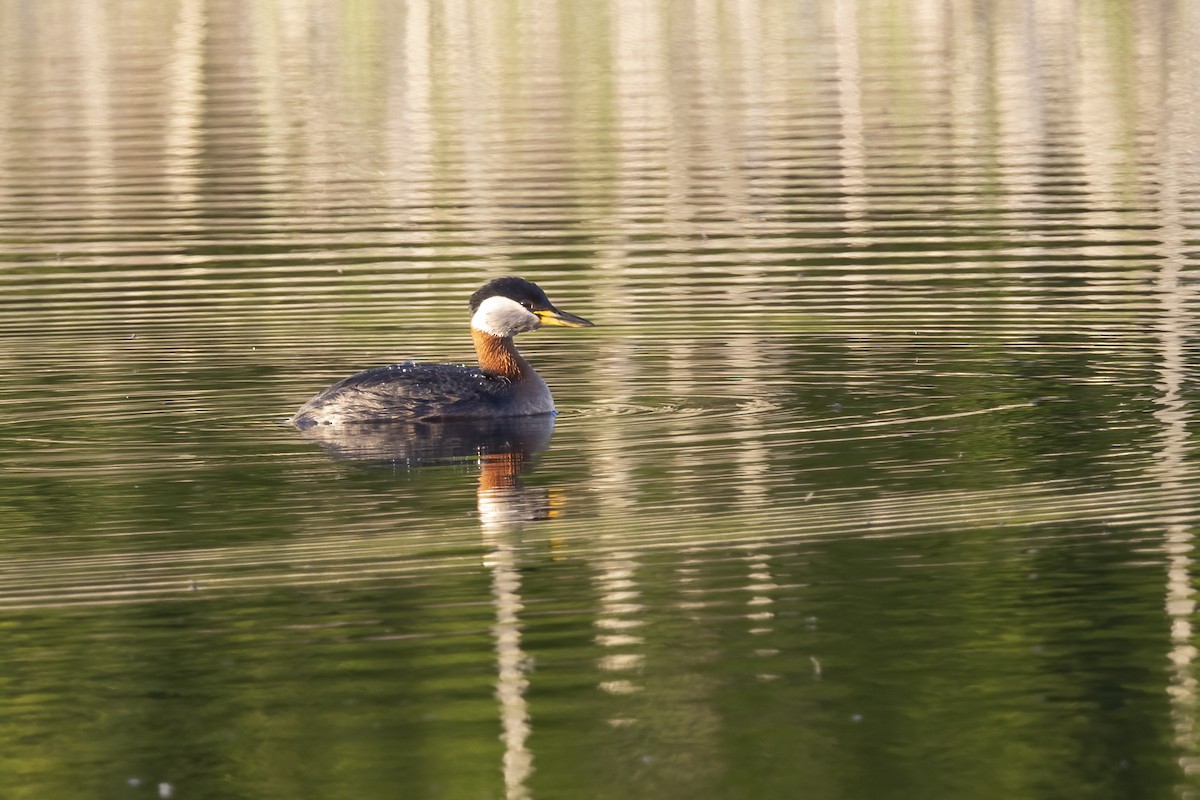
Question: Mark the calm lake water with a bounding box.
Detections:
[3,1,1200,798]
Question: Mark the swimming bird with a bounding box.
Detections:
[291,277,593,427]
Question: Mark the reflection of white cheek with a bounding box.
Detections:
[479,487,551,527]
[479,489,511,527]
[479,488,526,527]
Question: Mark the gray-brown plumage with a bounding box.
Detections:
[291,277,593,427]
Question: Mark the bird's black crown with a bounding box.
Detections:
[469,277,553,314]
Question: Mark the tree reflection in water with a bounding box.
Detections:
[298,415,556,799]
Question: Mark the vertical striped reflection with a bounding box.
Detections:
[593,548,646,702]
[1146,0,1200,783]
[1155,254,1199,783]
[479,447,555,800]
[484,528,534,800]
[742,548,783,682]
[164,0,205,218]
[833,0,868,238]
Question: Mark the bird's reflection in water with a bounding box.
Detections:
[297,415,554,800]
[296,415,550,470]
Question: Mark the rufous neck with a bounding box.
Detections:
[472,328,530,379]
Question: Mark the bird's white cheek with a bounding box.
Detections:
[471,296,540,336]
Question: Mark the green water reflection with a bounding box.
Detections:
[4,513,1187,799]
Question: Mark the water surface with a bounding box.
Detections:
[3,1,1200,798]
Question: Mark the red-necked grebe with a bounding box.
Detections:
[291,277,594,427]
